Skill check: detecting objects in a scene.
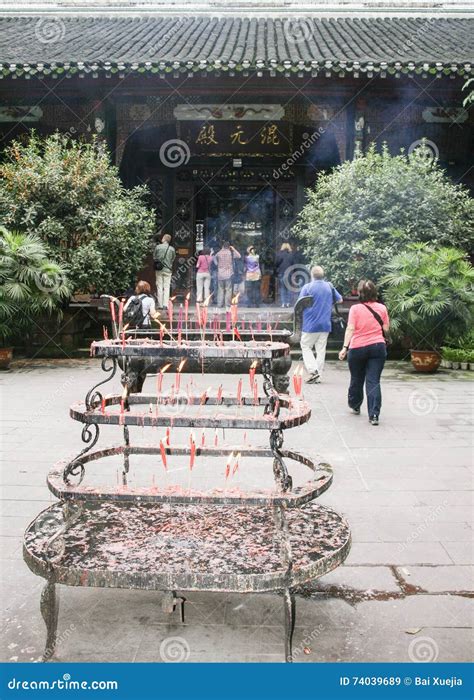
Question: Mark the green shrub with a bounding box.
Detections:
[383,244,474,351]
[0,133,155,295]
[0,227,70,346]
[293,143,474,292]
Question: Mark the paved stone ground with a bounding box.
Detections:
[0,358,472,663]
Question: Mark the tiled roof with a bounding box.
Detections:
[0,16,472,78]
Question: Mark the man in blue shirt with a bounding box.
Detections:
[298,266,342,383]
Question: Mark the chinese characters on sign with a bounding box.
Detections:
[181,121,292,156]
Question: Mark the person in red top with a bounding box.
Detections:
[338,280,390,425]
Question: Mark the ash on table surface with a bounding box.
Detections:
[25,502,349,577]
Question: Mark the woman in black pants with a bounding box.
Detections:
[338,280,390,426]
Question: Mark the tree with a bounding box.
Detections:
[293,144,474,293]
[0,228,70,346]
[0,133,155,295]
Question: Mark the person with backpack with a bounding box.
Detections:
[213,240,241,309]
[154,233,176,309]
[123,280,158,329]
[338,280,390,426]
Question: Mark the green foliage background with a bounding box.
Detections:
[294,144,474,293]
[0,133,155,295]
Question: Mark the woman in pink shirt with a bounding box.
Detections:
[338,280,390,425]
[195,247,213,303]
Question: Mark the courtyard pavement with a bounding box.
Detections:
[0,358,472,663]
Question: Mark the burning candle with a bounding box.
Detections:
[157,363,171,394]
[159,440,167,470]
[232,452,241,477]
[189,432,196,470]
[175,359,186,392]
[225,451,235,480]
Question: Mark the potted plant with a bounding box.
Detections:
[0,228,70,368]
[383,244,474,373]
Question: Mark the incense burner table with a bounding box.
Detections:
[24,501,350,662]
[101,294,313,394]
[24,336,351,662]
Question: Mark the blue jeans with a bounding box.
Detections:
[348,343,387,417]
[279,277,292,306]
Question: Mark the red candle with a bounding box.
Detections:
[189,432,196,470]
[168,297,174,335]
[253,379,258,406]
[236,378,242,405]
[109,301,116,324]
[201,430,206,447]
[232,452,241,476]
[159,440,167,470]
[225,451,234,480]
[214,429,218,447]
[225,311,231,332]
[118,299,124,329]
[166,427,171,446]
[249,361,257,389]
[178,304,183,331]
[157,363,171,394]
[159,324,164,346]
[217,384,223,404]
[175,359,186,391]
[101,397,106,414]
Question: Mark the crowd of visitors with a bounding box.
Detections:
[130,233,390,425]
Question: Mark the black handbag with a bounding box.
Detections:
[362,303,392,345]
[154,243,170,272]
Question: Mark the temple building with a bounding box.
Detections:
[0,0,473,293]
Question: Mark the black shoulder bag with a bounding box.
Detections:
[154,243,170,272]
[362,303,391,345]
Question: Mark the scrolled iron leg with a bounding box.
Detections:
[283,588,295,663]
[40,581,59,662]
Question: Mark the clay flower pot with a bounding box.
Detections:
[410,349,441,373]
[0,347,13,370]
